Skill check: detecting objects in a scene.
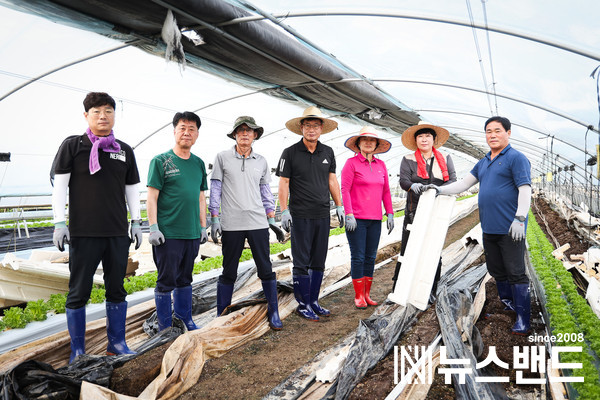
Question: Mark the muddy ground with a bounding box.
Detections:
[531,196,590,257]
[110,211,481,399]
[111,199,584,399]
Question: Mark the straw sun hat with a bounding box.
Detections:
[401,122,449,151]
[285,106,338,135]
[344,126,392,155]
[227,116,264,140]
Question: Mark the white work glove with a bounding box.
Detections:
[200,226,208,244]
[345,215,357,232]
[336,206,345,228]
[386,213,395,234]
[410,183,426,195]
[130,220,143,250]
[211,217,222,244]
[509,218,525,241]
[281,209,292,233]
[53,221,70,252]
[149,223,165,246]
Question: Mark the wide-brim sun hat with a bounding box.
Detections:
[285,106,338,135]
[344,126,392,155]
[401,122,449,151]
[227,115,264,140]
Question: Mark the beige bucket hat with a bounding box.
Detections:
[401,122,449,151]
[285,106,338,135]
[344,126,392,155]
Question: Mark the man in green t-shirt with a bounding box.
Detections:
[147,111,208,332]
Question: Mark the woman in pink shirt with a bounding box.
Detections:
[342,126,395,309]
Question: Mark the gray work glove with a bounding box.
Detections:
[281,209,292,233]
[426,184,441,195]
[149,223,165,246]
[200,226,208,244]
[268,217,286,242]
[345,215,357,232]
[336,206,345,228]
[509,218,525,241]
[410,183,426,195]
[211,216,222,243]
[130,220,143,250]
[386,213,395,234]
[53,221,70,252]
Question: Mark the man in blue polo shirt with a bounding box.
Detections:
[276,106,344,322]
[424,116,532,335]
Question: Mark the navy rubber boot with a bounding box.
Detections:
[106,301,136,356]
[261,279,283,330]
[511,284,531,335]
[496,280,515,311]
[66,307,86,364]
[154,290,172,331]
[308,269,330,316]
[216,282,234,317]
[293,274,319,321]
[173,286,198,331]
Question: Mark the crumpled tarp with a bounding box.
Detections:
[435,263,507,400]
[0,329,180,400]
[80,288,298,400]
[331,302,420,400]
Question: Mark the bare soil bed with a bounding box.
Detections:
[531,196,590,257]
[109,197,594,399]
[110,211,481,399]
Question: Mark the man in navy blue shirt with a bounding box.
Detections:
[422,116,532,335]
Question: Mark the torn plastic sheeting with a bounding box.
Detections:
[0,328,181,400]
[0,226,53,252]
[80,290,298,400]
[331,242,485,400]
[332,302,420,400]
[435,268,507,400]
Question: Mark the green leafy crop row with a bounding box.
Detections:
[527,212,600,398]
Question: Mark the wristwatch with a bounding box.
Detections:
[515,215,526,222]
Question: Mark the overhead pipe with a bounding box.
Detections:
[220,10,600,62]
[326,78,599,134]
[0,41,142,103]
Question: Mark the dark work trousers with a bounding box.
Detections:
[290,216,330,276]
[392,216,442,293]
[345,219,381,279]
[66,236,130,309]
[482,233,529,284]
[219,228,275,285]
[152,238,200,292]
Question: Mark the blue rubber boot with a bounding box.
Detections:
[173,286,198,331]
[293,274,319,321]
[154,290,172,331]
[308,269,330,316]
[106,301,136,356]
[496,280,515,311]
[216,282,234,317]
[262,279,283,330]
[66,307,86,364]
[511,284,531,335]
